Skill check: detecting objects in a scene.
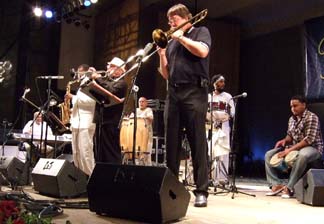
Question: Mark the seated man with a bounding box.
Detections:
[264,95,323,198]
[21,111,54,160]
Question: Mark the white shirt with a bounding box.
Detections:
[23,120,53,137]
[70,89,96,129]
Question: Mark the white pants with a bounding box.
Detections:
[72,127,95,176]
[207,129,230,183]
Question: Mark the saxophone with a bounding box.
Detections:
[59,80,77,125]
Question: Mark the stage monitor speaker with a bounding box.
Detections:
[0,156,28,185]
[295,169,324,206]
[31,158,87,198]
[87,163,190,224]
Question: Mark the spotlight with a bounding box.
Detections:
[33,7,43,17]
[82,20,90,29]
[90,0,98,3]
[45,10,53,19]
[84,0,91,7]
[74,18,81,26]
[65,17,73,24]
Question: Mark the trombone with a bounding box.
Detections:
[152,9,208,49]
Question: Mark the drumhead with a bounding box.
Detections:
[269,152,283,166]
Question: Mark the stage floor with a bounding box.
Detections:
[6,178,322,224]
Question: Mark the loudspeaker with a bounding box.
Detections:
[87,163,190,224]
[0,156,28,185]
[31,158,87,198]
[295,169,324,206]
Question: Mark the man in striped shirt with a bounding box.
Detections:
[265,95,323,198]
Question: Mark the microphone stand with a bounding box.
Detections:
[226,98,255,199]
[118,48,156,165]
[1,120,12,156]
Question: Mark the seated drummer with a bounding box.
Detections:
[265,95,323,198]
[21,111,54,159]
[129,97,154,165]
[206,74,235,186]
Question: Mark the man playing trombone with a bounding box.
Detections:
[157,4,211,207]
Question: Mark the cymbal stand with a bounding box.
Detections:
[181,131,194,187]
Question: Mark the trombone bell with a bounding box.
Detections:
[152,29,168,49]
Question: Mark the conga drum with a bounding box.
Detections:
[284,150,299,167]
[269,152,289,173]
[124,118,149,159]
[119,118,129,151]
[270,150,299,172]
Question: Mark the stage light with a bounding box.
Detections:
[45,10,53,19]
[90,0,98,4]
[84,0,91,7]
[74,18,81,26]
[82,20,90,29]
[33,7,43,17]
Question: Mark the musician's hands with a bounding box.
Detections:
[277,148,291,158]
[171,29,184,41]
[157,47,166,57]
[64,93,73,100]
[212,112,229,122]
[275,139,286,149]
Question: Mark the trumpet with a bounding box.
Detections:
[152,9,208,48]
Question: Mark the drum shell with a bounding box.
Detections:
[269,152,289,173]
[121,118,149,159]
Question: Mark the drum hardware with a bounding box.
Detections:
[180,130,194,187]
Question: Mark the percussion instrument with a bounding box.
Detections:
[210,101,230,113]
[120,118,150,159]
[269,150,299,172]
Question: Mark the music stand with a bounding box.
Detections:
[81,80,124,106]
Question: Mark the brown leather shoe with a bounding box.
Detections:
[265,184,284,196]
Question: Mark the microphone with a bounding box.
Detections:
[22,88,30,99]
[136,43,154,62]
[70,68,77,79]
[232,92,247,99]
[37,76,64,79]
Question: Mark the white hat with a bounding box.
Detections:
[108,57,125,71]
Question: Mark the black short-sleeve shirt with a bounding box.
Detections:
[166,26,211,85]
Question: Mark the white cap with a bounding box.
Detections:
[108,57,125,71]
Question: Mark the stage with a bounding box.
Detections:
[6,178,320,224]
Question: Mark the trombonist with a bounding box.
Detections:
[91,57,128,164]
[157,4,211,207]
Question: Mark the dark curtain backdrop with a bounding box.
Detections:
[237,25,305,176]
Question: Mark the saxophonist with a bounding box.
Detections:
[65,64,96,176]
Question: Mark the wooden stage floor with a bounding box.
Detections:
[5,178,321,224]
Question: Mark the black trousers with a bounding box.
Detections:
[165,84,209,196]
[94,123,122,164]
